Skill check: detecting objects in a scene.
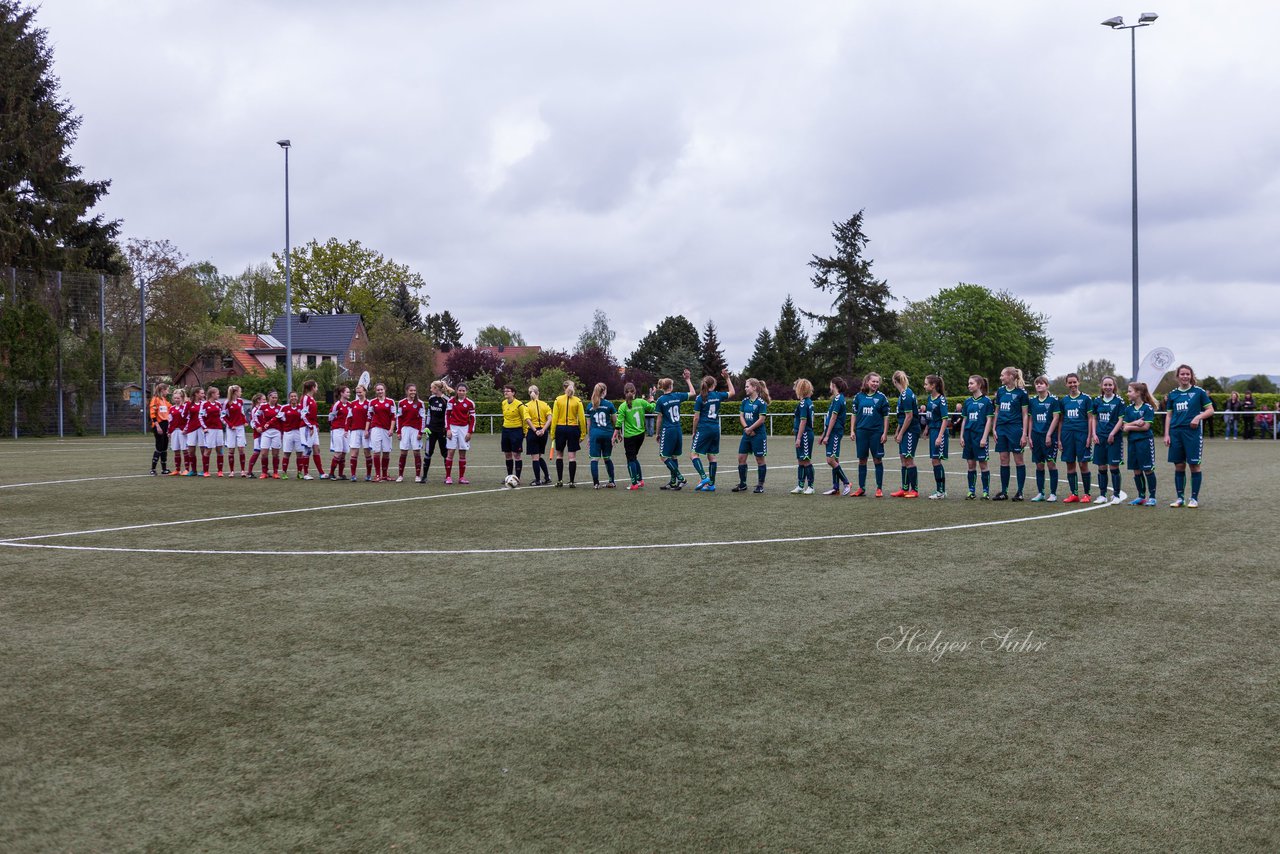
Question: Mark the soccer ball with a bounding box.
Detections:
[504,474,520,489]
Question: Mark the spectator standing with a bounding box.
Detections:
[1224,392,1240,440]
[1241,391,1257,440]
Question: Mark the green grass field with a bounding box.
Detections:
[1,435,1276,852]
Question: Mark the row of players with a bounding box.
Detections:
[146,363,1215,506]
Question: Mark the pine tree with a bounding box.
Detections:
[1,1,120,269]
[698,320,727,379]
[773,295,811,381]
[805,211,896,378]
[742,328,777,380]
[627,315,701,373]
[389,280,424,332]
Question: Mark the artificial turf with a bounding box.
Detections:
[0,435,1276,851]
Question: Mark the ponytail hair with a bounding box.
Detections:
[891,370,908,391]
[830,376,849,395]
[969,375,989,395]
[564,380,576,397]
[1129,381,1156,407]
[860,372,881,394]
[1002,366,1025,389]
[657,377,674,393]
[591,382,607,407]
[227,384,241,400]
[925,374,945,396]
[623,382,636,402]
[699,375,716,395]
[748,378,772,404]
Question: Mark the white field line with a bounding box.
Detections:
[0,493,1112,555]
[0,474,153,490]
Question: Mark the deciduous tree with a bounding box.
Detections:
[475,325,526,347]
[627,316,701,373]
[272,238,426,324]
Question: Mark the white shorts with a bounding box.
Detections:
[261,428,282,451]
[225,426,246,448]
[306,426,321,448]
[202,428,224,449]
[446,424,470,451]
[184,428,203,448]
[399,426,422,451]
[171,431,186,452]
[282,429,304,453]
[252,435,261,452]
[347,428,368,450]
[370,427,393,453]
[329,428,349,454]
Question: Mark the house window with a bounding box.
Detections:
[350,350,357,363]
[276,355,285,368]
[322,355,331,364]
[307,355,317,369]
[202,356,215,370]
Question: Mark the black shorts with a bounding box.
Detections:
[525,430,548,456]
[623,433,645,460]
[553,426,581,453]
[501,427,524,453]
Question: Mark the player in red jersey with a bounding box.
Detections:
[300,379,326,478]
[443,382,476,484]
[346,385,373,481]
[326,385,352,480]
[258,391,283,477]
[245,393,267,477]
[167,388,189,475]
[277,391,307,478]
[223,384,250,477]
[396,383,425,482]
[199,386,227,476]
[368,383,398,482]
[183,388,205,475]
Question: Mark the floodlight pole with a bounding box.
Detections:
[1103,14,1157,380]
[278,139,293,394]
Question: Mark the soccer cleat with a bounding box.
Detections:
[1063,494,1079,503]
[822,488,840,495]
[992,492,1008,501]
[874,488,883,498]
[1187,498,1199,508]
[928,491,947,500]
[149,470,158,476]
[1129,497,1146,505]
[1030,493,1045,502]
[1012,493,1024,502]
[272,473,281,479]
[904,490,919,498]
[981,492,990,500]
[637,481,644,488]
[802,486,815,495]
[628,483,641,490]
[841,484,852,496]
[459,477,470,484]
[732,483,749,492]
[696,478,711,491]
[444,476,453,484]
[753,485,765,493]
[241,472,249,478]
[851,488,866,497]
[395,476,403,483]
[1143,497,1157,507]
[258,473,268,480]
[965,491,976,500]
[202,472,211,478]
[791,485,805,494]
[593,483,602,490]
[1045,494,1056,502]
[365,475,373,482]
[168,470,181,476]
[302,474,314,481]
[606,482,616,488]
[660,482,677,490]
[319,473,328,480]
[1169,497,1184,507]
[216,471,225,478]
[568,482,576,488]
[1079,495,1092,504]
[889,489,908,498]
[1110,494,1124,506]
[703,483,715,492]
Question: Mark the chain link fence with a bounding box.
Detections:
[1,267,146,437]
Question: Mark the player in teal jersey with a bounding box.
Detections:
[1163,364,1215,507]
[960,375,995,499]
[655,370,696,490]
[924,374,949,498]
[616,382,657,489]
[1122,381,1158,506]
[1027,375,1061,502]
[791,378,816,494]
[891,371,922,498]
[1058,373,1095,503]
[585,382,618,488]
[851,372,891,496]
[734,378,771,493]
[1089,376,1126,504]
[992,367,1032,501]
[689,370,735,491]
[819,377,851,495]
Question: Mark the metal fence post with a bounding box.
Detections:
[139,276,147,433]
[100,274,107,437]
[56,271,64,438]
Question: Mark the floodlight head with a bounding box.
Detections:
[1138,12,1158,23]
[1101,16,1124,27]
[276,139,291,148]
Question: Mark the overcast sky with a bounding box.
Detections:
[33,0,1280,378]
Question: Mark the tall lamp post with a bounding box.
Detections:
[277,139,293,395]
[1102,12,1158,380]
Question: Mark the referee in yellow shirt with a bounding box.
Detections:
[523,384,553,485]
[500,385,527,483]
[549,379,587,487]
